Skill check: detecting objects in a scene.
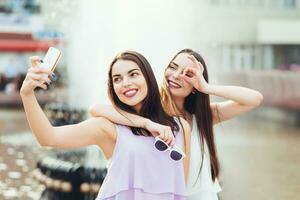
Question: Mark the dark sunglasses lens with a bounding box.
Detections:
[155,140,168,151]
[170,150,183,161]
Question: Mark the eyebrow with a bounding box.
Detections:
[112,68,140,77]
[171,62,179,67]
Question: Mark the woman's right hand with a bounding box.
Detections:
[20,56,52,96]
[144,120,175,146]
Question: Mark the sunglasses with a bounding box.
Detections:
[154,136,186,161]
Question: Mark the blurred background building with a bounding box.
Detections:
[0,0,299,200]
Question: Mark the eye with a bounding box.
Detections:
[113,77,121,83]
[169,64,177,70]
[130,72,139,77]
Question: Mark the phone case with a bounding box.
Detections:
[40,47,62,72]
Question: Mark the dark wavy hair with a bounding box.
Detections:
[108,51,179,136]
[161,49,220,181]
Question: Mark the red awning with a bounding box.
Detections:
[0,39,59,52]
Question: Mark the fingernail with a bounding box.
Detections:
[51,73,57,81]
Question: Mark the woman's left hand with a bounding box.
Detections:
[179,55,210,93]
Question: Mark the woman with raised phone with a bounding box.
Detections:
[89,49,264,200]
[20,51,190,200]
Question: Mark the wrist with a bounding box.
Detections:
[142,119,151,129]
[195,82,211,94]
[201,84,211,94]
[20,89,35,99]
[204,84,218,95]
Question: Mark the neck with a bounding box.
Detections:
[173,97,184,113]
[133,103,142,113]
[172,96,191,120]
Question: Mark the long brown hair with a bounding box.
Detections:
[108,51,179,136]
[161,49,220,181]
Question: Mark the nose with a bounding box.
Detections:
[122,76,132,88]
[172,68,183,79]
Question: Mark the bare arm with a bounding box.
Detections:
[21,93,115,148]
[89,104,177,145]
[180,55,263,125]
[89,104,149,128]
[20,57,116,150]
[207,85,263,124]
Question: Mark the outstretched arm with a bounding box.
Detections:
[20,57,116,150]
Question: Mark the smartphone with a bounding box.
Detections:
[40,47,62,72]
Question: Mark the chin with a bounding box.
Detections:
[124,98,143,107]
[168,89,183,96]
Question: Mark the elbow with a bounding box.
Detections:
[36,138,52,147]
[39,138,61,148]
[88,104,102,117]
[241,92,263,108]
[34,130,57,147]
[88,104,110,117]
[88,104,97,117]
[39,141,49,147]
[252,92,264,107]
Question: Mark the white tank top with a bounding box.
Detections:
[186,115,221,198]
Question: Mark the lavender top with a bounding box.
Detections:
[96,123,187,200]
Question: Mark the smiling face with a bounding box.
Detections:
[164,53,194,98]
[111,59,148,112]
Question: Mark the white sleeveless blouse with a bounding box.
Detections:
[186,115,221,200]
